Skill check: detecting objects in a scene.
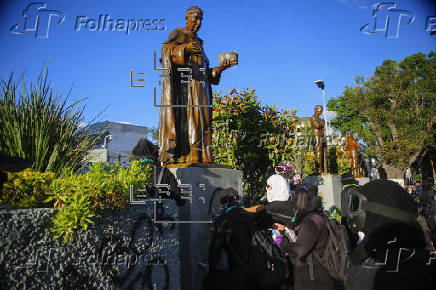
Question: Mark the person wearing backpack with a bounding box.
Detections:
[202,187,280,290]
[344,180,436,290]
[275,186,338,290]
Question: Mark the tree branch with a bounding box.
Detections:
[367,118,384,153]
[407,117,433,166]
[387,121,399,142]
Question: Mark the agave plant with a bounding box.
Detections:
[0,68,99,173]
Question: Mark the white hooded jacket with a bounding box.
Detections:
[266,174,291,202]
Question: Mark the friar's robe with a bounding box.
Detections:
[159,28,222,164]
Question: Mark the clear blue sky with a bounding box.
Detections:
[1,0,435,130]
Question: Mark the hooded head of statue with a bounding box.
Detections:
[266,174,291,202]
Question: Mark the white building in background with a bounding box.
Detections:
[86,121,148,164]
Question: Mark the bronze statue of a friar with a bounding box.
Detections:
[158,6,237,164]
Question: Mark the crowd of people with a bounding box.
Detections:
[200,163,436,290]
[130,140,436,289]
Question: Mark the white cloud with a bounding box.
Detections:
[118,121,132,125]
[338,0,370,10]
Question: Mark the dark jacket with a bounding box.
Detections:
[345,223,436,290]
[265,183,320,228]
[344,179,436,290]
[202,207,273,290]
[149,166,185,206]
[264,199,294,228]
[281,212,336,290]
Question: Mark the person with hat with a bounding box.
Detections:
[345,180,436,290]
[275,162,303,198]
[275,161,296,185]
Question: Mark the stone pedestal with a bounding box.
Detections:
[304,174,342,210]
[356,177,370,185]
[168,166,243,290]
[304,175,373,210]
[389,179,405,187]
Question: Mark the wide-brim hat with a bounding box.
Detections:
[359,179,419,233]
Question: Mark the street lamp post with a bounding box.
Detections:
[102,135,112,149]
[314,80,328,135]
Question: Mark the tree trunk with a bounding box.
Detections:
[381,162,404,179]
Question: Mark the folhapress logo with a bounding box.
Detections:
[360,2,414,38]
[74,15,166,35]
[10,2,65,39]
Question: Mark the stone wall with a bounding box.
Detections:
[0,167,243,289]
[0,202,181,290]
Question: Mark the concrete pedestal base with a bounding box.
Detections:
[389,179,405,187]
[168,166,243,290]
[304,174,342,210]
[356,177,370,185]
[304,175,372,210]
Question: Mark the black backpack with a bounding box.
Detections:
[306,213,352,281]
[225,219,289,288]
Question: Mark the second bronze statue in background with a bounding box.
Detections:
[344,132,360,177]
[310,105,327,173]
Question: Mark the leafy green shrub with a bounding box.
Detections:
[1,160,153,242]
[118,160,153,195]
[79,162,126,209]
[303,152,317,176]
[51,190,95,243]
[0,69,98,173]
[336,146,351,175]
[327,146,338,174]
[1,168,55,208]
[45,161,152,242]
[212,88,298,205]
[292,118,313,176]
[326,145,352,175]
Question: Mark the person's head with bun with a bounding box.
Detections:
[131,138,159,163]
